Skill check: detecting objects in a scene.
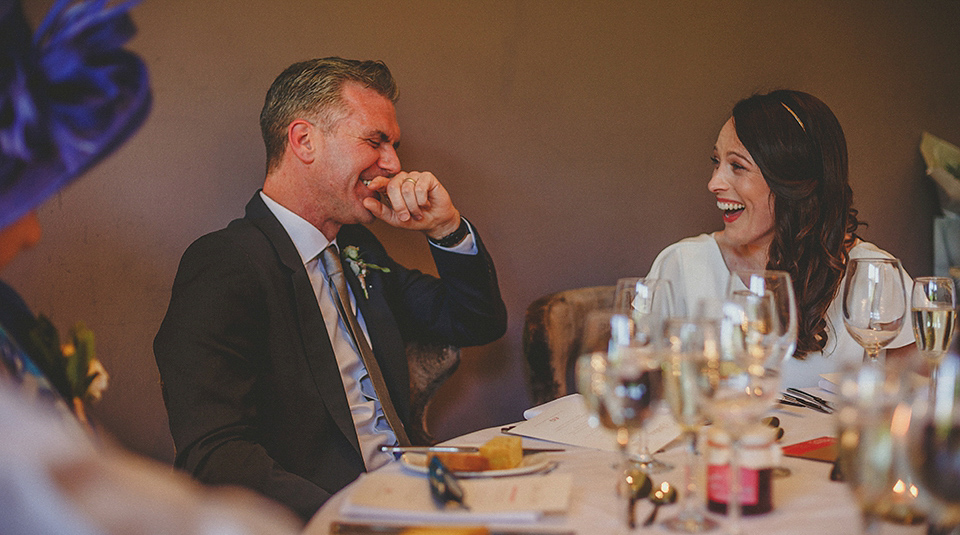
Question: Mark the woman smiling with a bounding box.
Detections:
[646,90,916,387]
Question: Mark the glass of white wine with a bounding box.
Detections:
[604,340,664,527]
[575,309,633,431]
[842,258,907,363]
[727,270,798,365]
[614,277,678,473]
[660,317,720,533]
[701,297,782,535]
[911,276,956,387]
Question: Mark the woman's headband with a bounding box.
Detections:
[780,102,806,132]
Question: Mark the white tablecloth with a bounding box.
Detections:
[305,399,926,535]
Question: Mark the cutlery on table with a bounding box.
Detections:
[644,480,677,526]
[786,388,833,411]
[778,398,806,408]
[380,445,564,455]
[428,456,469,510]
[625,468,652,529]
[780,392,831,414]
[331,521,576,534]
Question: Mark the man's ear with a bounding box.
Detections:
[287,119,318,164]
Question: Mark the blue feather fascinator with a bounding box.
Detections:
[0,0,151,230]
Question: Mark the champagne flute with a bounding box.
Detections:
[727,270,798,365]
[661,317,720,533]
[701,297,782,535]
[911,276,957,387]
[614,277,677,473]
[842,258,907,363]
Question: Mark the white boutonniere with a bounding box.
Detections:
[341,246,391,299]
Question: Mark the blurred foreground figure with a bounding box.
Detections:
[0,1,300,532]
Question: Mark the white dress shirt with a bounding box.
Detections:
[259,192,476,470]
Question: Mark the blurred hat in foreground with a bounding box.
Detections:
[0,0,151,230]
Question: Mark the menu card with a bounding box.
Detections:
[505,393,681,453]
[341,471,572,523]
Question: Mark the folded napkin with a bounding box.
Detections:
[341,471,572,524]
[818,373,841,394]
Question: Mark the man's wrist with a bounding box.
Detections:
[427,217,469,248]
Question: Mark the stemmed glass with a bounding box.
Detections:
[575,310,632,432]
[727,270,798,365]
[836,360,926,534]
[660,317,720,533]
[614,277,678,473]
[603,329,664,526]
[701,297,782,535]
[911,276,957,388]
[908,343,960,533]
[842,258,907,364]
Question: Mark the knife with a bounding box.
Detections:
[786,387,833,410]
[379,445,565,455]
[331,522,576,535]
[780,392,831,414]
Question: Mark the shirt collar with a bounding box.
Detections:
[259,191,332,265]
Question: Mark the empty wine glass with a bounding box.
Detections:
[727,270,798,365]
[842,258,907,364]
[701,297,782,535]
[911,276,957,387]
[614,277,677,473]
[660,317,720,533]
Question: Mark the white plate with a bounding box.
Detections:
[399,452,552,478]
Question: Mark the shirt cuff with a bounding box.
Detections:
[430,219,478,255]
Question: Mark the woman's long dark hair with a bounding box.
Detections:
[732,90,861,359]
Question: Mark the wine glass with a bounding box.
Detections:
[842,258,907,364]
[701,297,782,535]
[908,342,960,532]
[836,360,927,534]
[660,317,720,533]
[911,276,957,387]
[575,309,633,431]
[727,270,798,365]
[603,335,664,526]
[614,277,677,473]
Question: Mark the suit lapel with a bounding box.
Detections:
[244,194,362,454]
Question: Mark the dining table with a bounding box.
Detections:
[304,389,927,535]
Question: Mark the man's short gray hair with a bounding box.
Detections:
[259,57,398,173]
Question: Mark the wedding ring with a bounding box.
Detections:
[403,177,417,185]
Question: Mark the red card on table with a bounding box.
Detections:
[782,436,838,463]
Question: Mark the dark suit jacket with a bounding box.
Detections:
[154,193,506,521]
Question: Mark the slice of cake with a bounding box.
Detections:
[479,435,523,470]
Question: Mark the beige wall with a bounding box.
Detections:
[10,0,959,462]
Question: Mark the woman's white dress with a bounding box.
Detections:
[646,233,915,388]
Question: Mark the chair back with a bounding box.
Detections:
[522,286,615,405]
[406,341,460,445]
